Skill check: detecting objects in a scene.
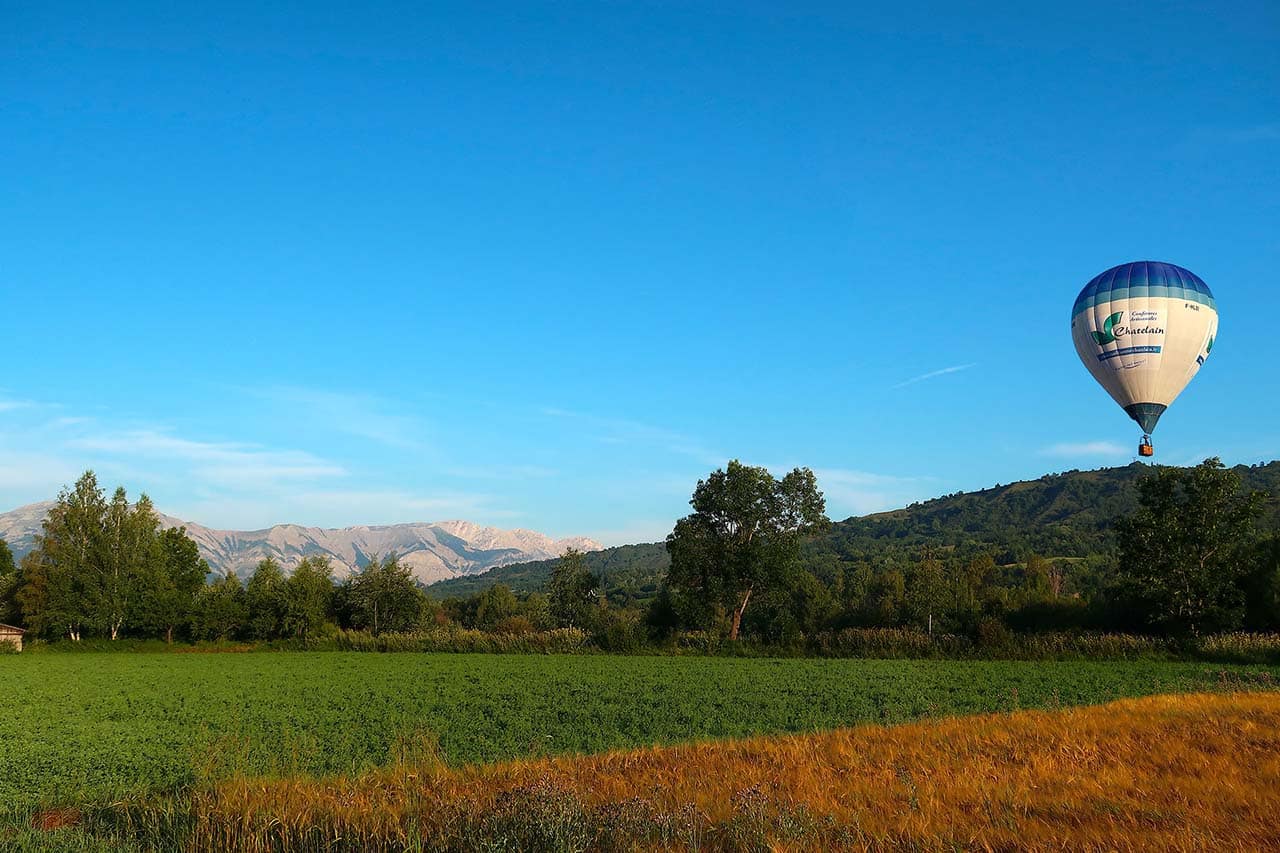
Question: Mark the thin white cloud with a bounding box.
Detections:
[892,363,977,389]
[543,407,724,466]
[68,429,345,481]
[1173,451,1215,467]
[814,467,932,517]
[444,464,559,480]
[169,488,514,531]
[585,519,676,547]
[728,463,931,519]
[246,386,429,450]
[0,450,85,491]
[0,399,519,533]
[1040,441,1129,458]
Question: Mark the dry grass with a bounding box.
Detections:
[160,691,1280,851]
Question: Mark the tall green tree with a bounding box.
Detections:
[283,556,334,638]
[0,539,18,626]
[950,554,996,630]
[473,584,518,629]
[666,461,828,641]
[15,552,54,635]
[1115,458,1266,635]
[521,592,554,631]
[862,569,905,626]
[23,471,107,640]
[905,549,947,634]
[348,554,422,634]
[140,527,208,643]
[95,488,161,639]
[1021,553,1057,602]
[547,548,599,629]
[0,540,13,576]
[245,557,287,640]
[194,570,247,641]
[747,570,836,644]
[1240,535,1280,631]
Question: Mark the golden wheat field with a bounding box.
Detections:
[139,691,1280,852]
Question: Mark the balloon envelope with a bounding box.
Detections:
[1070,261,1217,434]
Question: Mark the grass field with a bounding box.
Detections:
[1,651,1276,815]
[186,691,1280,851]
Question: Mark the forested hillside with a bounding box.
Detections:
[428,462,1280,602]
[426,543,669,601]
[818,462,1280,561]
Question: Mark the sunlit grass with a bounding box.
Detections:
[84,690,1280,851]
[8,652,1274,811]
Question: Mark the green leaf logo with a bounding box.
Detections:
[1091,312,1123,346]
[1206,335,1214,354]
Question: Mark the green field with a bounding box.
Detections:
[2,652,1276,811]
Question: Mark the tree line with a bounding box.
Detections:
[2,459,1278,647]
[0,475,205,643]
[0,471,610,644]
[653,458,1280,641]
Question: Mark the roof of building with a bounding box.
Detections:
[0,624,26,633]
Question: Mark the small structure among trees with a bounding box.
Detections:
[0,623,24,652]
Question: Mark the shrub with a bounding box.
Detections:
[976,617,1015,652]
[1197,632,1280,664]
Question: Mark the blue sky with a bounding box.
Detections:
[2,1,1277,544]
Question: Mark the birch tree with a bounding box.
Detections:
[96,489,160,639]
[25,471,106,640]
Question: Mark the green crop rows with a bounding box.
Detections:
[1,653,1275,810]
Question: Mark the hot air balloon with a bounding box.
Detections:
[1070,261,1217,458]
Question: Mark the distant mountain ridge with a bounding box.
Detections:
[0,502,602,585]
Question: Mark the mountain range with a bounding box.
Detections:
[0,502,602,585]
[7,461,1277,593]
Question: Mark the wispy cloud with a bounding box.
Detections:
[66,429,347,489]
[892,363,977,389]
[1173,450,1216,467]
[46,416,93,429]
[0,398,511,531]
[169,488,514,530]
[0,450,86,491]
[444,464,559,480]
[585,519,676,547]
[542,408,724,467]
[1040,441,1129,458]
[246,386,429,450]
[814,467,932,517]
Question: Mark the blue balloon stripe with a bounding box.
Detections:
[1071,261,1215,318]
[1072,286,1214,314]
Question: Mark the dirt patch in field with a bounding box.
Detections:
[31,807,79,831]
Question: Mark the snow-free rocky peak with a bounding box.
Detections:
[0,503,603,585]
